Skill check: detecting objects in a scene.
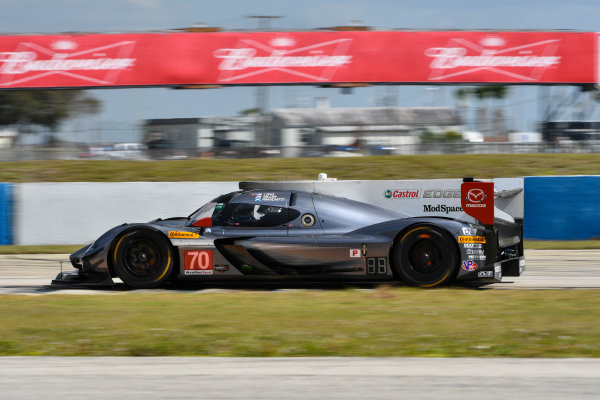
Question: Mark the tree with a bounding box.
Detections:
[0,90,100,134]
[420,130,463,143]
[239,107,261,116]
[455,86,510,136]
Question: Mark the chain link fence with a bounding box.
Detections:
[1,141,600,161]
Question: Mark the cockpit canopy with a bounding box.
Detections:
[187,190,404,233]
[187,191,299,228]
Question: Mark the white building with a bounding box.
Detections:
[0,129,18,148]
[269,107,463,157]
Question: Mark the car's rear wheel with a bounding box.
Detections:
[113,230,174,289]
[393,225,458,287]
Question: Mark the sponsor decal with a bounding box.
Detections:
[461,182,495,225]
[0,40,136,86]
[458,236,486,243]
[423,204,463,214]
[468,255,487,260]
[462,243,483,249]
[425,36,562,82]
[423,189,461,199]
[184,250,213,275]
[214,264,229,272]
[263,193,286,202]
[350,249,361,258]
[383,188,461,200]
[466,188,487,206]
[168,231,200,239]
[384,189,420,199]
[255,192,285,202]
[213,36,353,82]
[466,249,485,255]
[461,260,478,271]
[478,270,494,278]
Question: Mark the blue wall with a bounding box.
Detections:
[525,176,600,240]
[0,183,13,245]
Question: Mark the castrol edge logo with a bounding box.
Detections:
[0,40,136,86]
[425,36,561,81]
[214,36,353,82]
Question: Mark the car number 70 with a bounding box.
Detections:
[185,250,213,271]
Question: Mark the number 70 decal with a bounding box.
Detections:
[184,250,213,275]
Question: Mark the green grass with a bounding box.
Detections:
[1,154,600,182]
[0,289,598,357]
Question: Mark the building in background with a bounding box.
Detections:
[0,129,17,148]
[142,116,259,158]
[269,107,463,157]
[141,107,463,158]
[540,121,600,141]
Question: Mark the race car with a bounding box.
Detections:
[54,178,525,289]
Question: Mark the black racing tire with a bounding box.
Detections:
[393,225,458,287]
[112,229,174,289]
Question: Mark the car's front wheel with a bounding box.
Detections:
[393,225,458,287]
[112,230,174,289]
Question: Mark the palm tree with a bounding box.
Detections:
[455,86,510,137]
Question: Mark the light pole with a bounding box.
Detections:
[247,15,283,146]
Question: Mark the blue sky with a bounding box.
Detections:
[2,0,599,142]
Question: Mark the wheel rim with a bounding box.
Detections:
[122,237,161,279]
[408,239,442,276]
[395,226,457,287]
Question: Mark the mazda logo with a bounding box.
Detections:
[466,188,486,203]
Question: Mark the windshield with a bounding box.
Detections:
[187,192,236,226]
[188,202,217,222]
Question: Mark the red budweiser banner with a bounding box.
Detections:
[0,31,594,88]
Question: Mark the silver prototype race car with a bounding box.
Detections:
[54,176,525,288]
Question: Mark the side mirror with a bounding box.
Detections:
[192,217,212,227]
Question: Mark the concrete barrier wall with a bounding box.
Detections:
[14,182,237,245]
[0,183,12,245]
[7,176,600,245]
[524,176,600,240]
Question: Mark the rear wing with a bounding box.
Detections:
[240,175,524,226]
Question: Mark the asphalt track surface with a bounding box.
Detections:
[0,249,599,293]
[1,357,599,399]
